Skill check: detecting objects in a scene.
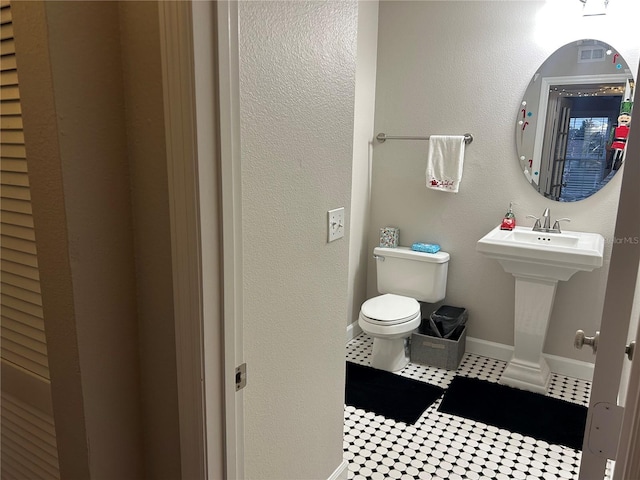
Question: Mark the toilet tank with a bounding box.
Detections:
[374,246,449,302]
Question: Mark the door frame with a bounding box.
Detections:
[578,64,640,479]
[609,66,640,479]
[616,322,640,479]
[158,1,244,478]
[158,2,208,478]
[215,1,246,479]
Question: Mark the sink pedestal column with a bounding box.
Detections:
[499,275,557,394]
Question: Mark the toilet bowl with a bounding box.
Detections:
[358,293,422,371]
[360,246,450,372]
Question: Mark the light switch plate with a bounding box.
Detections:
[328,208,345,242]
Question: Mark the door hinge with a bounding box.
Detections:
[587,402,623,458]
[235,363,247,391]
[626,341,635,361]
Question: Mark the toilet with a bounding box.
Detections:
[359,246,450,372]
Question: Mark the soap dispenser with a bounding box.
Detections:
[500,202,516,231]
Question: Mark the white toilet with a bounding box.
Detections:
[359,246,450,372]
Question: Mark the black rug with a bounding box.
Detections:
[438,375,587,450]
[345,362,445,424]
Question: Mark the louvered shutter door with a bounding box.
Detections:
[1,1,60,478]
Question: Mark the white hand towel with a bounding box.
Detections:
[426,135,466,193]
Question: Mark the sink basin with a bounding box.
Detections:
[476,225,604,281]
[511,229,580,247]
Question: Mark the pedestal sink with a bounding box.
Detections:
[476,225,605,394]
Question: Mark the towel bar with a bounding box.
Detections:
[376,133,473,145]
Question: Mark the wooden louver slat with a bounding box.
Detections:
[1,5,60,478]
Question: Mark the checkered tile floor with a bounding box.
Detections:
[344,333,610,480]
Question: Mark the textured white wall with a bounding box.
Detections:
[368,1,639,361]
[238,2,357,478]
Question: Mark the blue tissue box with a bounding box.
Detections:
[412,242,441,254]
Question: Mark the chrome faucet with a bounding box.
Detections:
[541,208,551,230]
[526,208,571,233]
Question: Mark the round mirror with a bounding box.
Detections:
[516,39,635,202]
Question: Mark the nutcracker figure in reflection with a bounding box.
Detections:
[611,100,632,171]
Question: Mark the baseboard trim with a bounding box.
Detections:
[346,327,595,381]
[466,336,595,382]
[543,352,595,383]
[327,460,348,480]
[346,321,362,343]
[347,321,595,382]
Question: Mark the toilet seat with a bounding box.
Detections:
[360,294,420,325]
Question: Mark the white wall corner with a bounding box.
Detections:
[347,0,379,330]
[347,321,363,343]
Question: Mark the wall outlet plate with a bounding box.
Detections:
[328,207,345,242]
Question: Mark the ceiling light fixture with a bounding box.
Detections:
[581,0,609,16]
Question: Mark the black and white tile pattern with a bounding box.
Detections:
[344,334,608,480]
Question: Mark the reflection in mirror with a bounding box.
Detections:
[516,39,635,202]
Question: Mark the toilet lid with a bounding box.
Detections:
[361,294,420,325]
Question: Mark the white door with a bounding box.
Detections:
[577,64,640,479]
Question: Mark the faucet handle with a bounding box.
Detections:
[526,214,541,229]
[552,218,571,232]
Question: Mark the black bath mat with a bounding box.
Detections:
[345,361,445,424]
[438,375,587,450]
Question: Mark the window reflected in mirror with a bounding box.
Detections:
[545,84,625,201]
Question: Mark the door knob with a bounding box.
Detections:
[575,330,599,354]
[627,341,636,361]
